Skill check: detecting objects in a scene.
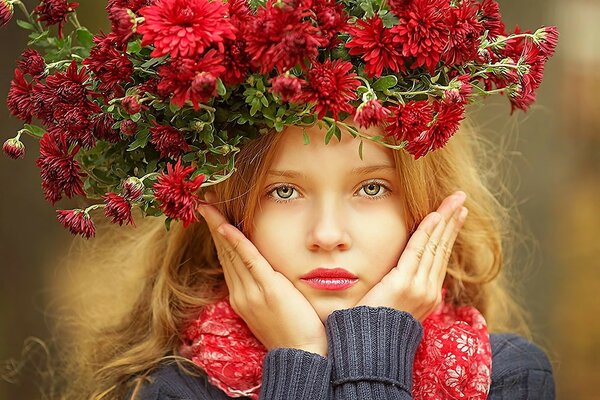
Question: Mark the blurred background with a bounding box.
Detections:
[0,0,598,399]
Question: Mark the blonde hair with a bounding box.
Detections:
[11,118,534,399]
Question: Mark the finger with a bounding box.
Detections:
[395,212,443,278]
[416,192,466,278]
[434,206,468,283]
[424,205,463,284]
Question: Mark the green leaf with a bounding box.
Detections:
[164,217,172,231]
[127,39,142,54]
[325,122,336,144]
[216,78,226,96]
[16,20,35,31]
[131,112,142,122]
[27,30,49,46]
[75,27,94,49]
[358,140,364,160]
[260,95,269,107]
[303,129,310,145]
[127,128,151,151]
[23,124,46,138]
[373,75,398,91]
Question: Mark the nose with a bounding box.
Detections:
[306,198,351,252]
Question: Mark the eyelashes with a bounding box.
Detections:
[265,179,393,204]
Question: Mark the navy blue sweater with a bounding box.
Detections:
[131,306,555,399]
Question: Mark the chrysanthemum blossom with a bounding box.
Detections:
[122,176,145,201]
[35,0,79,39]
[384,100,434,144]
[0,0,13,27]
[7,68,34,124]
[535,26,559,59]
[18,49,46,78]
[442,1,484,66]
[3,137,25,160]
[300,59,360,120]
[138,0,236,59]
[103,192,135,226]
[56,209,96,239]
[245,4,324,74]
[269,74,302,102]
[153,158,206,228]
[477,0,505,39]
[391,0,450,74]
[353,100,390,129]
[345,16,406,77]
[35,131,86,204]
[149,122,190,159]
[83,34,134,97]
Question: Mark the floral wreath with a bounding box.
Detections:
[0,0,558,238]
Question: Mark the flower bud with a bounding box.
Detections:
[0,0,14,28]
[191,72,217,101]
[353,100,390,129]
[269,74,302,102]
[120,119,137,136]
[122,176,145,201]
[2,137,25,159]
[122,95,142,115]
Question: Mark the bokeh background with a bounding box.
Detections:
[1,1,598,399]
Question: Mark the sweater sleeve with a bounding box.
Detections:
[488,333,556,399]
[259,347,332,399]
[325,305,424,399]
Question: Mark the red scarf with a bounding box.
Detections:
[179,291,492,399]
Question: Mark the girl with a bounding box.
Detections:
[52,118,554,400]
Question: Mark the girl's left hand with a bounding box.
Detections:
[355,191,469,322]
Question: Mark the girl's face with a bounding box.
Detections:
[250,123,410,323]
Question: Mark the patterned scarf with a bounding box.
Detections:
[179,292,492,399]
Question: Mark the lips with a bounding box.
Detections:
[300,267,358,279]
[300,267,358,291]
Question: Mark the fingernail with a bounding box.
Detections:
[458,207,469,222]
[217,226,226,237]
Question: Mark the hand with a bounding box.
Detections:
[198,192,328,357]
[355,191,469,321]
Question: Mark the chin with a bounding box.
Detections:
[310,296,357,323]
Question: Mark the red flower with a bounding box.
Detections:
[107,6,136,44]
[1,0,13,27]
[35,131,86,205]
[56,209,96,239]
[442,1,484,66]
[35,0,79,39]
[313,0,350,49]
[83,34,133,98]
[53,107,96,149]
[149,122,190,159]
[92,113,121,143]
[157,49,225,109]
[138,0,236,59]
[153,158,206,228]
[444,74,472,104]
[300,59,360,120]
[390,0,450,73]
[384,100,434,144]
[353,100,390,129]
[122,96,142,115]
[119,119,137,136]
[245,4,324,74]
[269,74,302,102]
[7,68,34,124]
[3,137,25,160]
[103,192,135,226]
[508,44,545,113]
[18,49,46,78]
[536,26,559,59]
[346,16,406,78]
[221,39,252,86]
[427,99,466,151]
[477,0,505,39]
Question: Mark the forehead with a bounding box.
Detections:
[268,124,396,171]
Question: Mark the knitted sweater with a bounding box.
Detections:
[130,306,555,399]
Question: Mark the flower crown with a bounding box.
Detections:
[1,0,558,238]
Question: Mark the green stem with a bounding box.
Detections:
[322,117,406,151]
[69,12,81,29]
[12,0,43,33]
[485,33,534,49]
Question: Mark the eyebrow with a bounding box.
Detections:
[267,164,396,178]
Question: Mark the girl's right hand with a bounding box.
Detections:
[198,192,329,357]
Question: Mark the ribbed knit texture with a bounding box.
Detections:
[326,305,423,399]
[259,347,331,399]
[130,309,555,400]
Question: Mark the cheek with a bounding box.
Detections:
[250,211,299,276]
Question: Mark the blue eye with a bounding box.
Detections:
[266,180,392,204]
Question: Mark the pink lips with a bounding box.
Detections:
[300,267,358,291]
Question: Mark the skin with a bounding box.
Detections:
[198,122,468,357]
